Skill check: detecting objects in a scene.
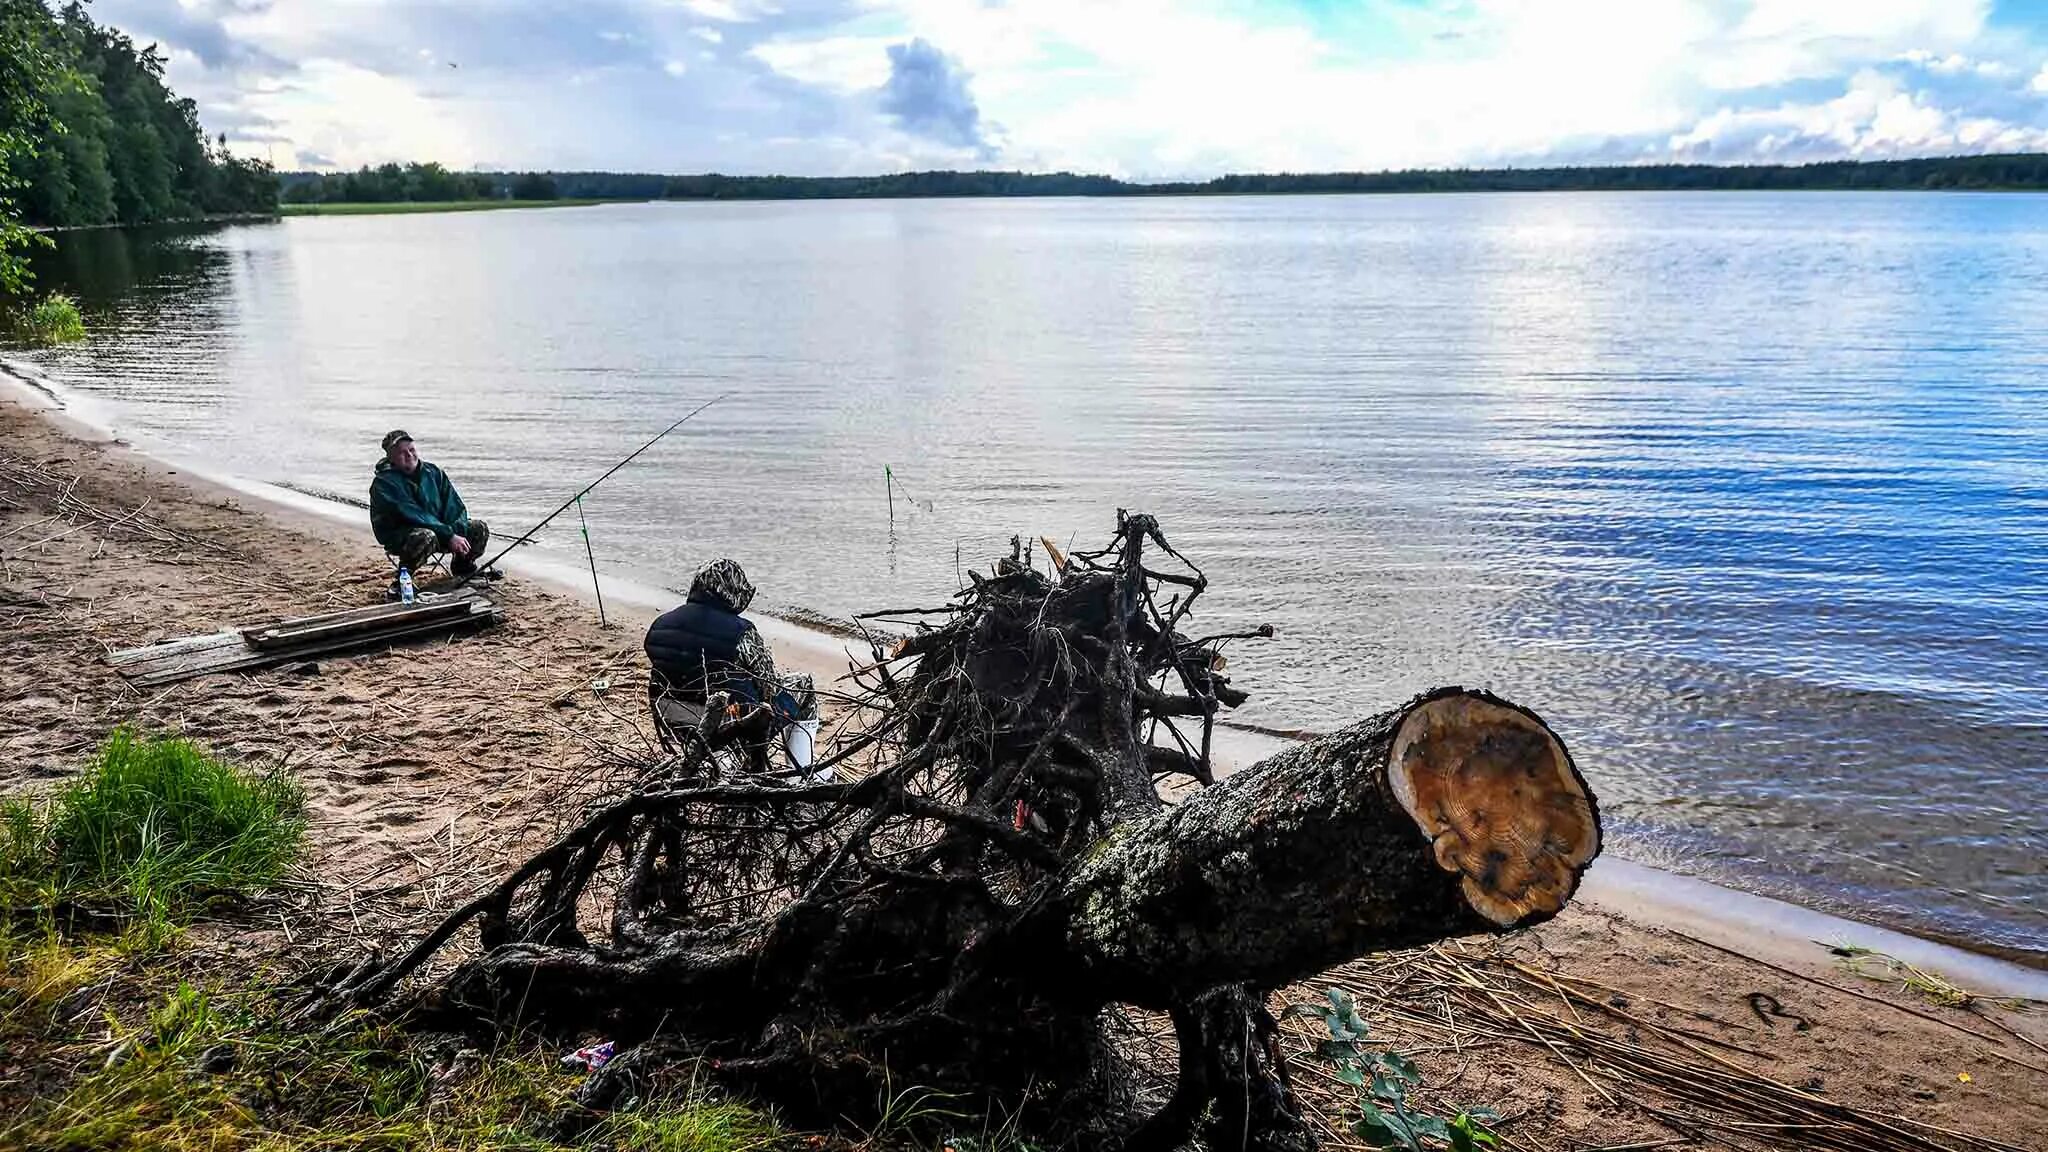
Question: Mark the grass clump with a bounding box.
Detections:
[0,729,305,940]
[15,290,87,344]
[0,925,127,1045]
[6,980,791,1152]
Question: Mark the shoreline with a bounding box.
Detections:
[5,369,2045,1145]
[279,198,636,217]
[4,359,2041,997]
[28,210,280,234]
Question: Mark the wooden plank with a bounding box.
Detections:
[127,601,502,688]
[123,640,259,681]
[245,597,476,651]
[110,589,490,667]
[107,630,244,668]
[237,588,487,640]
[108,634,249,676]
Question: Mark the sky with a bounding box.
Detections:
[92,0,2048,178]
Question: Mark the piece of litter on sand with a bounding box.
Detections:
[561,1040,615,1071]
[591,676,611,695]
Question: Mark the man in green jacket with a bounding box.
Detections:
[369,430,492,580]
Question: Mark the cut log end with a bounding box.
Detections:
[1387,691,1599,927]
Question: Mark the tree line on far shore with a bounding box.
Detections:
[281,164,559,205]
[283,153,2048,208]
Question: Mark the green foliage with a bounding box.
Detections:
[272,151,2048,215]
[282,160,497,205]
[281,198,611,216]
[0,729,305,942]
[0,923,125,1043]
[2,0,64,294]
[651,155,2048,200]
[510,171,560,201]
[861,1072,973,1147]
[277,149,2048,213]
[0,0,276,242]
[1445,1110,1499,1152]
[3,976,790,1152]
[1288,987,1499,1152]
[14,286,83,341]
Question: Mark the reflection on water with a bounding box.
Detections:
[17,194,2048,958]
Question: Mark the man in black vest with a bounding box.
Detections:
[644,559,822,777]
[645,558,777,710]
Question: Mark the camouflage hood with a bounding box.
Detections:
[687,558,755,613]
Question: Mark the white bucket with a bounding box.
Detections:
[784,718,830,783]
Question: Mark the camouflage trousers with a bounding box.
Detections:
[393,520,490,575]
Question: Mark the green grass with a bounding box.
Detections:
[280,198,626,216]
[0,734,801,1151]
[3,979,791,1152]
[14,291,87,344]
[0,730,305,942]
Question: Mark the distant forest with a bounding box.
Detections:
[281,164,561,205]
[280,152,2048,206]
[1,2,277,232]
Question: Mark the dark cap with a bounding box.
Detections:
[381,429,414,453]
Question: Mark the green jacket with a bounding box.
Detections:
[369,459,469,553]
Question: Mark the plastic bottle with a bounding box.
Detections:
[398,567,415,604]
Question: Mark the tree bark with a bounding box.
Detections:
[1042,686,1601,1007]
[396,685,1599,1038]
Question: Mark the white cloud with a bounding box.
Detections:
[1897,49,2013,77]
[1666,70,2048,159]
[244,58,479,169]
[670,0,770,23]
[745,0,2037,175]
[78,0,2048,176]
[750,35,896,92]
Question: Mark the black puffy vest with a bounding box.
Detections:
[644,598,760,703]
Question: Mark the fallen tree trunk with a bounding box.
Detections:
[302,515,1600,1152]
[1045,687,1599,1008]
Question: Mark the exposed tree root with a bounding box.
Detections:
[300,512,1600,1151]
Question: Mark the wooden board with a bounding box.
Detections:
[109,593,502,687]
[107,629,245,669]
[235,587,492,642]
[244,596,480,651]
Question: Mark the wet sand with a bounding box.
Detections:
[3,375,2043,1150]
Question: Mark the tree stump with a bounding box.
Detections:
[303,513,1600,1151]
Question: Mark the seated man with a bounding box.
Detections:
[369,429,491,581]
[644,558,822,779]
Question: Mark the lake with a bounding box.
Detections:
[15,192,2048,959]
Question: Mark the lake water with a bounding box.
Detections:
[14,193,2048,960]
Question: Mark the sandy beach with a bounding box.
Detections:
[3,375,2044,1151]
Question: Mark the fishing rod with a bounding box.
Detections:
[451,392,729,589]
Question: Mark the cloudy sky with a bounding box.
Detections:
[95,0,2048,177]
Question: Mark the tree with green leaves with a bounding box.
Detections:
[3,0,277,270]
[1,0,63,295]
[509,171,558,200]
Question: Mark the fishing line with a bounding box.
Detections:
[453,392,728,588]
